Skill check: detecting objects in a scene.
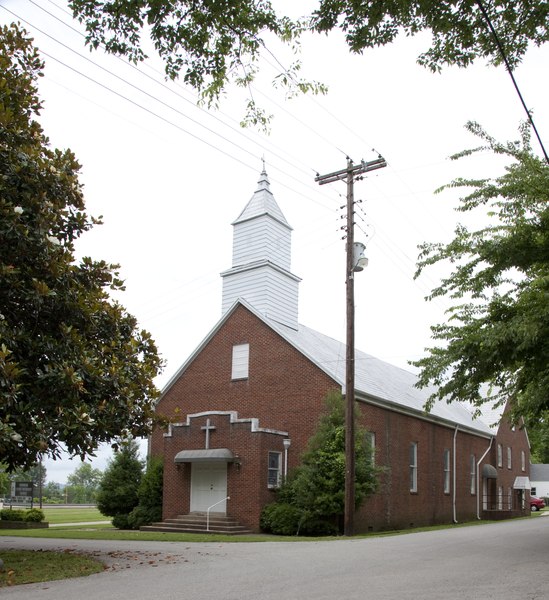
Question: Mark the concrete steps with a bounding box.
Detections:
[140,513,253,535]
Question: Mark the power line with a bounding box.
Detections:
[475,0,548,163]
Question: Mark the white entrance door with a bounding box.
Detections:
[190,462,228,513]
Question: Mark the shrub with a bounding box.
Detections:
[299,517,338,536]
[24,508,45,522]
[0,509,26,521]
[111,513,132,530]
[96,439,143,518]
[126,457,163,529]
[260,503,303,536]
[127,505,162,529]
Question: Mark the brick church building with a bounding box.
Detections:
[148,168,531,533]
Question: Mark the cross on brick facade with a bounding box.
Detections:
[201,418,216,449]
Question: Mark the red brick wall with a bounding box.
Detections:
[152,304,339,529]
[355,400,530,531]
[152,304,531,532]
[490,405,531,512]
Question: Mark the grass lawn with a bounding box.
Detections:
[0,549,104,587]
[42,507,108,524]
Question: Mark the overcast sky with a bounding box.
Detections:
[2,0,548,484]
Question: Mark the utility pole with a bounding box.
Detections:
[315,156,386,536]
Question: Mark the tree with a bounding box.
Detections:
[528,425,549,464]
[0,24,163,472]
[11,463,47,491]
[261,390,378,535]
[413,121,549,432]
[127,457,163,529]
[66,463,103,503]
[42,481,64,503]
[96,439,143,528]
[69,1,549,120]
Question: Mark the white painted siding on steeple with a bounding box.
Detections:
[222,264,300,328]
[232,216,291,270]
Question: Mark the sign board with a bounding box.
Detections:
[10,481,34,502]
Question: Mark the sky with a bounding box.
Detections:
[2,0,549,484]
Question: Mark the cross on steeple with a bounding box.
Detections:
[201,418,216,449]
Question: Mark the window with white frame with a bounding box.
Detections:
[497,444,503,467]
[507,447,512,469]
[507,487,513,511]
[470,454,476,495]
[231,343,249,380]
[443,449,451,494]
[410,442,418,493]
[498,486,503,510]
[365,432,376,465]
[267,451,282,488]
[521,450,526,472]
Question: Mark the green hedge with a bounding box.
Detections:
[0,508,45,522]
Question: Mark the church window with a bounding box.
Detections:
[498,486,503,510]
[409,442,418,493]
[470,454,476,495]
[521,450,526,472]
[443,449,451,494]
[231,343,249,380]
[507,447,512,469]
[497,444,503,467]
[267,452,282,488]
[365,432,376,465]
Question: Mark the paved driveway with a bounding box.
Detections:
[1,517,548,599]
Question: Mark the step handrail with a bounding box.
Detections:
[206,496,230,531]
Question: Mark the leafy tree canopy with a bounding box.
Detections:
[413,121,549,432]
[68,0,549,122]
[0,24,163,471]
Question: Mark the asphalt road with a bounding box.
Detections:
[1,517,548,599]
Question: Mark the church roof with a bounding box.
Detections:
[232,169,291,228]
[266,311,496,437]
[531,464,549,481]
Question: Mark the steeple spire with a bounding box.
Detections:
[221,166,300,330]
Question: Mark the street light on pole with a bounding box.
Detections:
[315,156,386,536]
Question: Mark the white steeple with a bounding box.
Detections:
[221,167,300,330]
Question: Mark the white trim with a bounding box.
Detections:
[163,410,289,438]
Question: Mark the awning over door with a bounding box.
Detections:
[482,464,498,479]
[513,476,531,490]
[174,448,235,463]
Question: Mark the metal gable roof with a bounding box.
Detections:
[530,464,549,481]
[267,317,495,437]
